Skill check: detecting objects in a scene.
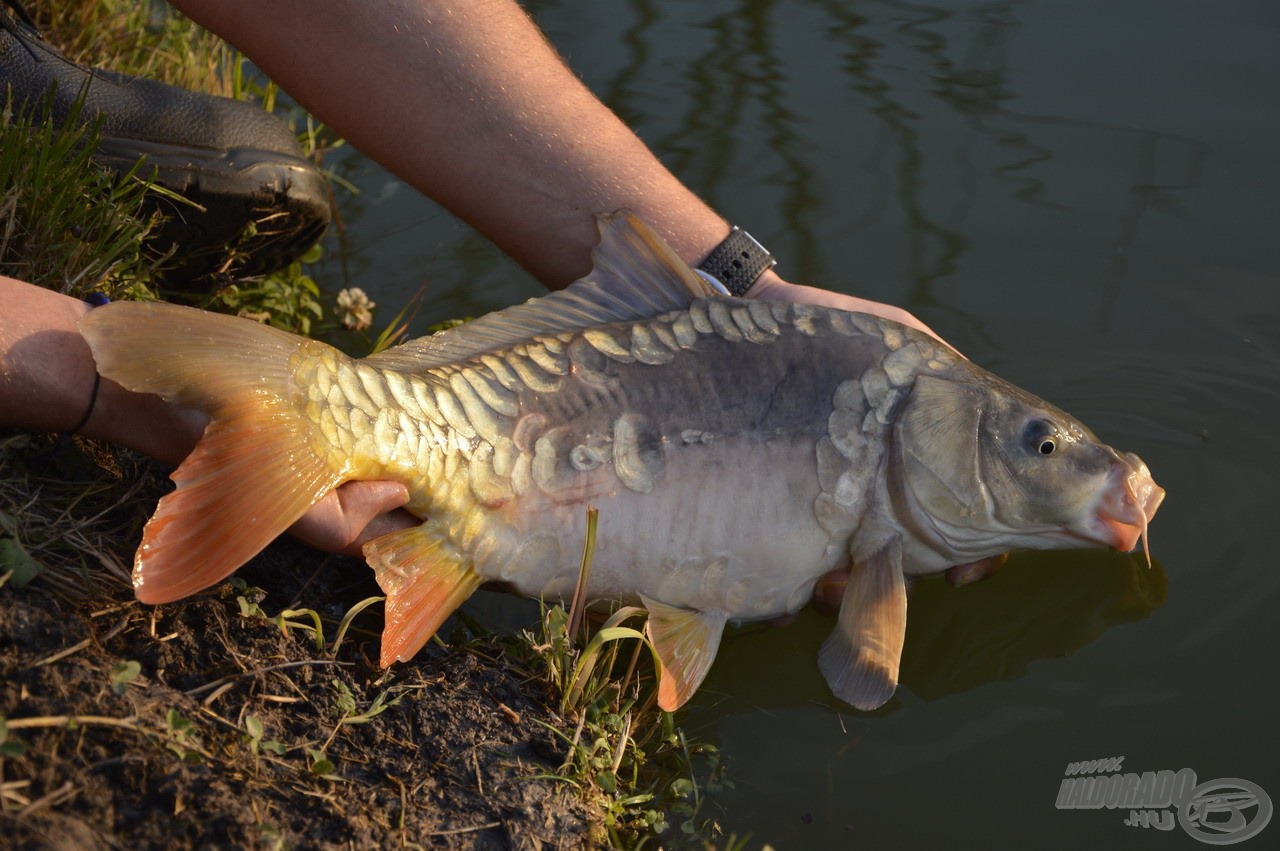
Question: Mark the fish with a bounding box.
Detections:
[79,213,1165,712]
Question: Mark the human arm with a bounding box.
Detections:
[169,0,947,340]
[0,276,199,462]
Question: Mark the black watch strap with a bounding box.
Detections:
[698,226,776,296]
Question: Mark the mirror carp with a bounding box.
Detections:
[80,213,1164,711]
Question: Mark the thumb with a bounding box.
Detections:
[288,480,414,556]
[342,480,411,518]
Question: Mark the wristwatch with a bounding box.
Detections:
[698,226,776,297]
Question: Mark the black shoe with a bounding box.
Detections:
[1,2,330,283]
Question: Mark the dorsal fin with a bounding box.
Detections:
[363,212,717,371]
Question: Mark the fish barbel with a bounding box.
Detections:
[80,213,1164,711]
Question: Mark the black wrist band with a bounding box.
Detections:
[68,293,109,435]
[67,371,100,435]
[697,226,777,297]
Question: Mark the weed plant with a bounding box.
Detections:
[512,509,737,848]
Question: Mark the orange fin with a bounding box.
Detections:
[641,595,728,711]
[818,538,908,711]
[364,524,482,667]
[79,302,344,603]
[134,412,341,602]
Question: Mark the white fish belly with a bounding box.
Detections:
[471,439,845,620]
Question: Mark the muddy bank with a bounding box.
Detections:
[0,540,596,849]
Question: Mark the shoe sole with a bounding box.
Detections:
[95,137,332,283]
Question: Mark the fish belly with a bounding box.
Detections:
[470,437,843,620]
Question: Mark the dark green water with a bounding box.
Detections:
[313,1,1279,846]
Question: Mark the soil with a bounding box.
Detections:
[0,538,598,850]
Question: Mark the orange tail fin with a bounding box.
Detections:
[80,302,345,603]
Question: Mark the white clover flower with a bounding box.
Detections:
[336,287,376,332]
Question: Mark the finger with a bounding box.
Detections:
[750,280,964,357]
[945,553,1009,588]
[288,480,412,556]
[343,507,419,556]
[811,567,849,617]
[336,480,411,524]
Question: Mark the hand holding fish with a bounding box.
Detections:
[288,481,413,557]
[749,278,951,348]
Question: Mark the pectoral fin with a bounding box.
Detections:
[818,538,908,710]
[641,596,729,711]
[364,523,482,667]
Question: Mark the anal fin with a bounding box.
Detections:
[818,538,908,711]
[642,595,729,711]
[364,523,482,667]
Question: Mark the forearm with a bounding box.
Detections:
[170,0,952,343]
[0,277,202,464]
[170,0,757,289]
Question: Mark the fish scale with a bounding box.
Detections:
[80,212,1164,713]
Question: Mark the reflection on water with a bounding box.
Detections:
[694,551,1166,716]
[525,0,1219,354]
[1096,131,1208,334]
[899,551,1166,701]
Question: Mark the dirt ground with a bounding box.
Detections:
[0,538,599,849]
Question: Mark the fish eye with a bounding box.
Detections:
[1022,418,1060,457]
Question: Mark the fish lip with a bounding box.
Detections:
[1080,455,1165,552]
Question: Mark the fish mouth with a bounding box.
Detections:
[1088,453,1165,564]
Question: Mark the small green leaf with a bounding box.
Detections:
[0,538,43,587]
[669,778,695,799]
[330,679,356,717]
[260,740,286,755]
[245,714,263,740]
[166,709,194,737]
[110,660,141,694]
[307,748,334,775]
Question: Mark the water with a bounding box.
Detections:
[310,1,1280,846]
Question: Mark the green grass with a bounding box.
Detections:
[509,509,738,848]
[0,89,162,295]
[32,0,235,96]
[6,1,344,328]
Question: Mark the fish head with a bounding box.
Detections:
[894,373,1165,562]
